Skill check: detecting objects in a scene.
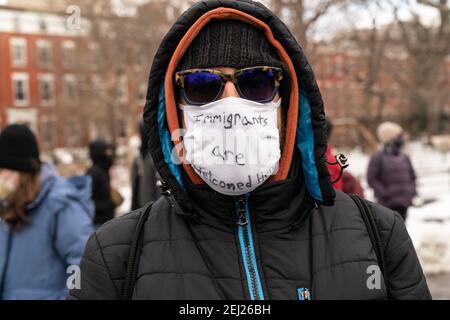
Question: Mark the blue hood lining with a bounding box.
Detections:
[296,87,323,202]
[156,80,323,202]
[157,84,185,190]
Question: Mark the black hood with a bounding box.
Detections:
[89,140,114,171]
[143,0,335,210]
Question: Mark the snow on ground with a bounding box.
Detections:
[342,142,450,275]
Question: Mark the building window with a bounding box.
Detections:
[6,109,38,134]
[10,38,27,67]
[62,40,76,68]
[12,73,29,106]
[40,115,57,150]
[63,74,78,102]
[39,19,47,32]
[38,74,55,106]
[66,118,80,147]
[36,39,53,68]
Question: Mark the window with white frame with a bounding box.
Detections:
[11,73,29,106]
[38,74,55,106]
[62,40,76,68]
[66,118,80,147]
[10,38,27,67]
[40,115,57,150]
[39,19,47,32]
[36,39,53,68]
[63,74,78,102]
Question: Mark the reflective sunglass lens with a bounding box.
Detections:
[183,72,223,105]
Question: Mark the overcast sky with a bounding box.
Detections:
[0,0,444,37]
[296,0,444,41]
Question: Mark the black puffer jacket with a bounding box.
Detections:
[69,0,431,300]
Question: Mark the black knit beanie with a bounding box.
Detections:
[177,19,291,107]
[178,20,286,71]
[0,124,40,173]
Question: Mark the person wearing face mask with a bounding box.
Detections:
[86,140,118,228]
[0,124,94,300]
[367,122,417,221]
[70,0,430,300]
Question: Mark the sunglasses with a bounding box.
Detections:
[175,66,283,106]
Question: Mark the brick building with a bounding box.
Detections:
[0,5,88,150]
[0,5,144,151]
[313,34,450,131]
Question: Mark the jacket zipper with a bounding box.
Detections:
[235,194,264,300]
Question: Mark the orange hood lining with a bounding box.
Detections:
[164,7,299,185]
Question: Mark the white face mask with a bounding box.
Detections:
[180,96,281,196]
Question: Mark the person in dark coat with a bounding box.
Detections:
[130,122,160,211]
[70,0,430,300]
[86,140,116,227]
[367,122,417,220]
[342,171,365,198]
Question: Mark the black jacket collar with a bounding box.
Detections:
[179,151,314,233]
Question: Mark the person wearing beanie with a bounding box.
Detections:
[376,121,403,146]
[0,124,41,174]
[86,140,117,227]
[0,124,94,300]
[368,122,417,220]
[71,0,430,300]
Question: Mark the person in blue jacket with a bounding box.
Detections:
[0,124,94,300]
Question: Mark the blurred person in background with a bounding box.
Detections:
[325,119,364,197]
[86,140,120,228]
[367,122,417,220]
[130,122,160,211]
[0,124,94,300]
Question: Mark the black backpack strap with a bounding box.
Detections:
[349,194,389,290]
[122,201,154,300]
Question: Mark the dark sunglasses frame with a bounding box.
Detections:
[175,66,283,106]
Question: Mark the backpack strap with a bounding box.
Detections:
[122,201,154,300]
[349,194,389,291]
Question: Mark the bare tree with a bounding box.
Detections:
[391,0,450,133]
[73,0,178,143]
[347,19,392,126]
[324,0,449,136]
[268,0,364,57]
